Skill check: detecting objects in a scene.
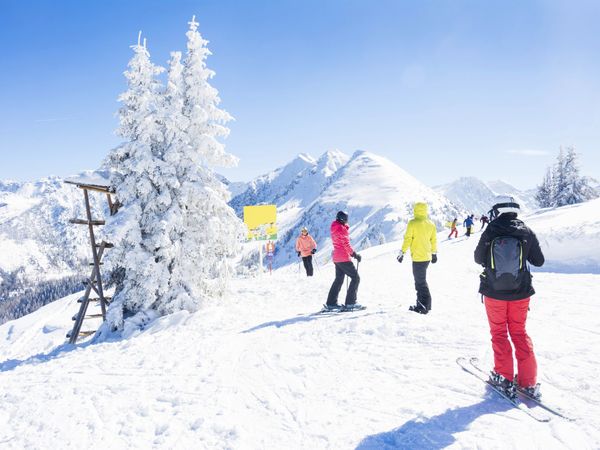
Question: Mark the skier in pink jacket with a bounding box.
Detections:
[295,227,317,276]
[324,211,362,311]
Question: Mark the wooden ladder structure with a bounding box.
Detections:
[65,179,120,343]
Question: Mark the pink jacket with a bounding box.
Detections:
[295,234,317,257]
[330,220,354,263]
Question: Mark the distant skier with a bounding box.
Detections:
[266,240,275,274]
[463,214,475,237]
[448,218,458,239]
[474,195,545,399]
[324,211,362,311]
[480,214,490,230]
[295,226,317,277]
[397,202,437,314]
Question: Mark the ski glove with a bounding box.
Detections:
[297,251,301,257]
[397,251,404,263]
[352,252,362,262]
[311,248,317,254]
[431,254,438,264]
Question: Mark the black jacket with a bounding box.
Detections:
[474,213,545,300]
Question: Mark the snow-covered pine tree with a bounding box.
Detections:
[557,147,598,206]
[157,16,243,312]
[535,167,554,208]
[103,20,243,329]
[536,146,598,209]
[103,33,176,329]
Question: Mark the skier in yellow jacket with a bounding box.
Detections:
[397,202,438,314]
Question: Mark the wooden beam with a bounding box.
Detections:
[69,219,106,226]
[64,180,113,194]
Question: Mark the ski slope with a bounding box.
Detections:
[0,222,599,448]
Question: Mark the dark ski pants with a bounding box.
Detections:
[484,296,537,387]
[302,255,314,276]
[412,261,432,310]
[326,261,360,306]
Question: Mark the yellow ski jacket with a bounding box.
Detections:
[401,202,438,262]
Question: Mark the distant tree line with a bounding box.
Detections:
[535,147,598,208]
[0,270,82,324]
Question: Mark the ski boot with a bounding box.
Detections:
[514,375,542,400]
[489,371,517,400]
[522,384,542,400]
[409,305,428,315]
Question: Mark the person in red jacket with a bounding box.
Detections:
[324,211,362,311]
[295,226,317,276]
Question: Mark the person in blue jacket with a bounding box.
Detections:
[463,214,475,237]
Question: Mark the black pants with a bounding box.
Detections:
[302,255,314,276]
[326,261,360,306]
[412,261,432,310]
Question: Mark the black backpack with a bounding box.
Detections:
[485,236,528,291]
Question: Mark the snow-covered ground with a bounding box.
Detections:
[1,221,599,449]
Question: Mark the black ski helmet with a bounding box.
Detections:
[336,210,348,224]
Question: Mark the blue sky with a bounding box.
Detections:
[1,0,599,189]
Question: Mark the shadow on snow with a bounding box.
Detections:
[356,394,514,450]
[0,342,89,373]
[241,310,386,334]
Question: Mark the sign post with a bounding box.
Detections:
[243,205,277,273]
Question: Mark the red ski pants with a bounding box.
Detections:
[448,228,458,239]
[484,296,537,387]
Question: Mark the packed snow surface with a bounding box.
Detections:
[1,221,599,449]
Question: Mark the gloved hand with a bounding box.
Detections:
[297,251,301,257]
[431,254,437,264]
[352,251,362,262]
[397,251,404,263]
[311,248,317,254]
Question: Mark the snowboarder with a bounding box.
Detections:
[474,195,545,398]
[324,211,362,310]
[463,214,474,237]
[480,214,490,230]
[397,202,437,314]
[295,227,317,276]
[448,218,458,239]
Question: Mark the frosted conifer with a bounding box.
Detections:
[158,16,243,312]
[103,33,175,328]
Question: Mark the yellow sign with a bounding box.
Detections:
[244,205,277,241]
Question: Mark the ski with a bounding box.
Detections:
[314,304,367,315]
[456,357,551,422]
[469,358,575,422]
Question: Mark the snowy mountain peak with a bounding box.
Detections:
[315,149,350,177]
[0,180,23,193]
[296,152,316,164]
[242,149,463,268]
[435,177,537,215]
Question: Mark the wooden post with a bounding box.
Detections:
[83,188,108,319]
[65,179,119,343]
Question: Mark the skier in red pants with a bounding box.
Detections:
[474,195,545,399]
[448,218,458,239]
